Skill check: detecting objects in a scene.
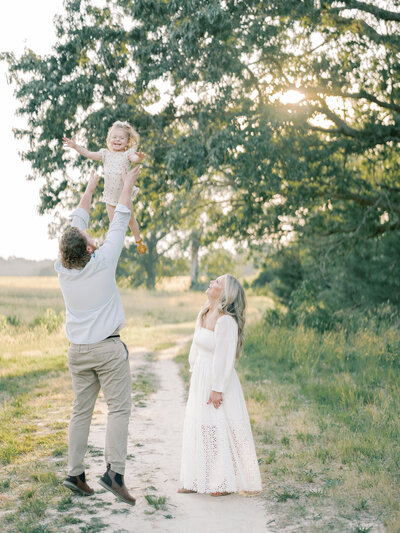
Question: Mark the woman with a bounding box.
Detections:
[179,274,262,496]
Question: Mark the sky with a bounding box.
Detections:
[0,1,65,260]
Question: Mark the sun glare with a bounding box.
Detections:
[279,90,305,105]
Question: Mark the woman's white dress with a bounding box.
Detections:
[180,314,262,493]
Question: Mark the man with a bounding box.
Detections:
[55,165,142,505]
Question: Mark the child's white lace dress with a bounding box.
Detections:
[180,314,262,493]
[99,148,139,206]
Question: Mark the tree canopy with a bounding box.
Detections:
[3,0,400,304]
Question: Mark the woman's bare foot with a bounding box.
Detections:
[210,491,232,497]
[177,488,196,494]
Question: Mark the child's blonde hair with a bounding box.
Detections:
[106,120,139,151]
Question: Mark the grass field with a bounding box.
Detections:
[0,276,397,532]
[175,309,400,532]
[0,276,272,533]
[239,320,400,532]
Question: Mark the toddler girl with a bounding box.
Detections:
[63,120,147,254]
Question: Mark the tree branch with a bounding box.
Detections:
[318,105,361,137]
[329,12,397,46]
[342,90,400,113]
[307,120,400,145]
[308,125,343,135]
[342,0,400,23]
[304,85,400,113]
[332,192,400,215]
[368,221,400,237]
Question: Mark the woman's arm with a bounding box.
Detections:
[210,315,238,394]
[63,137,103,161]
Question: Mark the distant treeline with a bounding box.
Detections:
[0,257,56,277]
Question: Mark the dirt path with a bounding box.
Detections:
[74,339,271,533]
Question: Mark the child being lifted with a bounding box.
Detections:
[63,120,147,254]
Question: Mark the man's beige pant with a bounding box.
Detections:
[67,337,132,476]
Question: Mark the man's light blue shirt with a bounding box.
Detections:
[54,204,131,344]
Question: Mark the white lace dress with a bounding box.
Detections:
[99,148,139,206]
[180,314,262,493]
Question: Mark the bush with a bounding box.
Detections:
[31,309,64,333]
[0,315,8,329]
[6,314,21,327]
[252,249,303,302]
[263,308,287,327]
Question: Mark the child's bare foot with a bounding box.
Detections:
[210,492,232,497]
[135,238,147,255]
[177,488,196,494]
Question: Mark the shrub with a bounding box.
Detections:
[31,309,64,333]
[6,314,21,327]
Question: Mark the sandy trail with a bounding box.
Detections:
[76,339,271,533]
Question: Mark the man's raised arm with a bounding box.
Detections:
[69,170,100,232]
[97,165,142,267]
[118,166,142,211]
[78,170,100,214]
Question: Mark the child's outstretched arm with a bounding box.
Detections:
[63,137,102,161]
[128,149,146,164]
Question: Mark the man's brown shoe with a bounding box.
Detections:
[63,472,94,496]
[98,468,136,506]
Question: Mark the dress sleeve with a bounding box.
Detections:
[211,315,238,393]
[188,312,201,372]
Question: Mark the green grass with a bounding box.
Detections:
[145,494,168,511]
[78,518,108,532]
[274,488,300,502]
[132,363,158,406]
[237,319,400,532]
[174,311,398,531]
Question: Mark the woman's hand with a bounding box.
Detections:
[207,390,223,409]
[63,136,77,149]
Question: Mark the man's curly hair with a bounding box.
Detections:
[59,227,91,269]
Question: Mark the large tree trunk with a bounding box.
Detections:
[190,230,201,289]
[143,233,158,289]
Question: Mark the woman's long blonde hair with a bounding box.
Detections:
[200,274,246,359]
[106,120,139,151]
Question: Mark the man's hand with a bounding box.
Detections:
[86,169,100,195]
[122,165,142,188]
[207,390,223,409]
[63,136,77,149]
[78,169,99,213]
[118,166,142,210]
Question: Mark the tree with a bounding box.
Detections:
[125,0,400,308]
[2,0,219,287]
[3,0,400,303]
[119,0,400,240]
[200,248,237,281]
